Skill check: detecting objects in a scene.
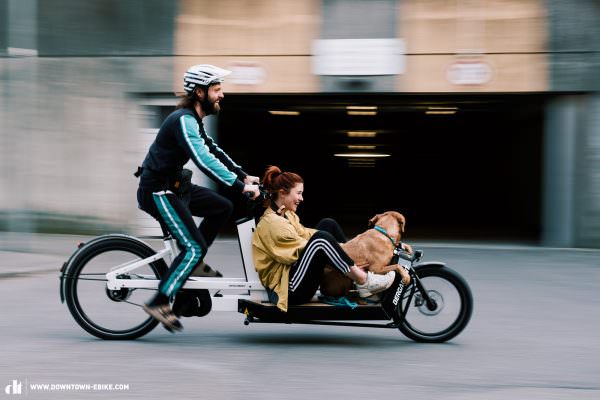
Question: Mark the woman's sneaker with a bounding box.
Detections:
[356,271,395,298]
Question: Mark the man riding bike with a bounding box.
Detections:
[136,64,260,332]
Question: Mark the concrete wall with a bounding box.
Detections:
[544,94,600,248]
[399,0,548,92]
[547,0,600,91]
[0,0,176,233]
[174,0,321,93]
[542,0,600,247]
[0,56,175,233]
[173,0,551,94]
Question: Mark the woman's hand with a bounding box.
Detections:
[401,242,413,253]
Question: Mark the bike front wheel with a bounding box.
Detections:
[63,235,168,340]
[398,265,473,343]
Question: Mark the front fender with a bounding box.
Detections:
[412,261,446,271]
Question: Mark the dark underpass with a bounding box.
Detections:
[218,93,545,242]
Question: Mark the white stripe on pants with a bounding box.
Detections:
[289,238,351,292]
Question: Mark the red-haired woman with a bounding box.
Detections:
[252,166,394,312]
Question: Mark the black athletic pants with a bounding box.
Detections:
[287,218,352,305]
[137,185,233,297]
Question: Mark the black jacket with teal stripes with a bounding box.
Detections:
[139,107,246,192]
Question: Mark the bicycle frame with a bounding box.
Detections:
[104,217,269,311]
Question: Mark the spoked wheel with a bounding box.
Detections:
[63,235,168,340]
[398,266,473,343]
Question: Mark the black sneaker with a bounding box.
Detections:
[142,303,183,333]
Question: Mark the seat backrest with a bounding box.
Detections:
[236,217,261,283]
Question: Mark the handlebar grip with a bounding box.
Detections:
[397,251,414,262]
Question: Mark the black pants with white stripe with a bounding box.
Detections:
[138,185,233,248]
[137,185,232,298]
[288,220,353,305]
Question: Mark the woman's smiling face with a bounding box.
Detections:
[278,182,304,213]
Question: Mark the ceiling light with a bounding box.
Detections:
[346,131,377,138]
[347,145,376,150]
[425,110,456,115]
[268,110,300,116]
[426,106,457,115]
[334,153,390,158]
[346,106,378,111]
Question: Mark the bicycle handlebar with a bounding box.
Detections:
[395,248,423,263]
[243,184,269,216]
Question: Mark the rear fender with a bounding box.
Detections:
[59,234,156,303]
[59,241,88,303]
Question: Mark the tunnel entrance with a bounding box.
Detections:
[219,93,545,242]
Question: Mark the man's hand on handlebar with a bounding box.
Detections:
[243,184,260,200]
[244,175,260,185]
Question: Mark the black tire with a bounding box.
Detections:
[398,266,473,343]
[63,235,168,340]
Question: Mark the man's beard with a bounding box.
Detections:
[201,96,220,116]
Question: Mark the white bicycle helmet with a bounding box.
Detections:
[183,64,232,94]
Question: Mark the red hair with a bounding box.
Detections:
[262,165,303,207]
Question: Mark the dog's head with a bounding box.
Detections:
[368,211,406,244]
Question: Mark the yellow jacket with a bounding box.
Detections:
[252,207,316,311]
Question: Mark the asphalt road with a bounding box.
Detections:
[1,237,599,400]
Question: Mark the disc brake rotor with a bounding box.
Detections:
[414,290,444,316]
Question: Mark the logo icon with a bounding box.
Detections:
[4,380,22,395]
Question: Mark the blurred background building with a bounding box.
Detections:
[0,0,599,247]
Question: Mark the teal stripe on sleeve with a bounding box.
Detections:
[180,115,237,186]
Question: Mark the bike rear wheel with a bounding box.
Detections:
[398,266,473,343]
[63,235,168,340]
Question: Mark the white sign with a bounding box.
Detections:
[228,62,267,85]
[312,38,405,76]
[447,61,492,85]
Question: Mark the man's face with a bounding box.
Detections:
[201,84,225,115]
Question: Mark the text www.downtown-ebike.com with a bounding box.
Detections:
[30,383,129,392]
[5,380,129,394]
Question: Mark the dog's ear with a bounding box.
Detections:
[368,214,381,228]
[391,211,406,233]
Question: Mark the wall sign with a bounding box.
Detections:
[447,60,492,85]
[312,38,405,76]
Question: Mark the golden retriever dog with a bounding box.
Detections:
[320,211,411,298]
